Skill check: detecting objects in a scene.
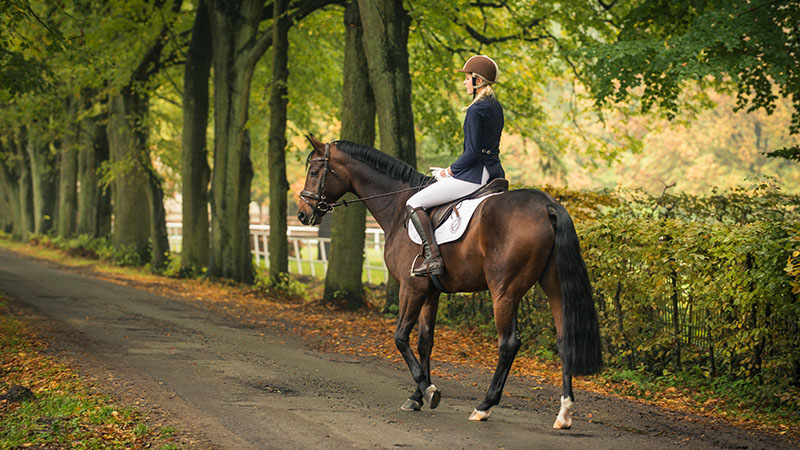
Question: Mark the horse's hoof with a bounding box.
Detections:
[553,395,573,429]
[424,385,441,409]
[469,409,491,421]
[400,398,422,411]
[553,417,572,429]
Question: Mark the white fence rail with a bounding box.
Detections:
[166,223,388,284]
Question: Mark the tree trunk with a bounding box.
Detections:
[357,0,416,312]
[0,138,22,237]
[207,0,266,283]
[26,133,57,235]
[57,105,79,237]
[323,0,375,309]
[15,128,35,240]
[78,111,110,237]
[180,0,212,275]
[146,165,170,270]
[108,92,152,262]
[267,0,291,282]
[96,122,113,237]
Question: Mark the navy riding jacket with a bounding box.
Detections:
[450,97,505,184]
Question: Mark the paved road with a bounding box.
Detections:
[0,249,795,449]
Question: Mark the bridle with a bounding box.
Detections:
[299,142,434,223]
[299,143,345,224]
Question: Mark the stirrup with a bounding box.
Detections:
[410,253,443,277]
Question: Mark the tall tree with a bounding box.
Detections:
[266,0,292,283]
[0,136,23,238]
[357,0,416,311]
[57,101,79,237]
[323,0,375,309]
[180,0,212,275]
[108,91,152,260]
[26,123,57,235]
[206,0,265,283]
[107,0,181,268]
[206,0,339,283]
[77,108,112,237]
[14,128,35,240]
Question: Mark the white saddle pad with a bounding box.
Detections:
[408,193,503,245]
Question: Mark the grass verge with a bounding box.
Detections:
[0,295,180,449]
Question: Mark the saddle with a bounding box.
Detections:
[427,178,509,229]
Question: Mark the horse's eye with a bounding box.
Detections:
[310,170,319,177]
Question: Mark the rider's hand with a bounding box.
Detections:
[430,167,447,181]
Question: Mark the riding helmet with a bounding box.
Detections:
[457,55,499,84]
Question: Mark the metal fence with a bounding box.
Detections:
[166,223,389,284]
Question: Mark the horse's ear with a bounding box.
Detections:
[305,134,322,151]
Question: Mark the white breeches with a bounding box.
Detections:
[407,167,489,210]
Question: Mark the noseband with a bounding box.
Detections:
[299,143,345,223]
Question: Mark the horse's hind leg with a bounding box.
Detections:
[401,298,440,411]
[469,293,522,421]
[540,257,574,429]
[395,286,440,410]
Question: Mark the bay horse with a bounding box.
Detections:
[297,136,601,428]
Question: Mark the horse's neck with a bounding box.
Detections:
[347,165,411,236]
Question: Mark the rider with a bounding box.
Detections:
[406,55,506,277]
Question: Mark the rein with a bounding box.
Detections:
[299,143,432,222]
[326,185,427,208]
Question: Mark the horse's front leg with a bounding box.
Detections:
[395,285,440,411]
[401,297,440,411]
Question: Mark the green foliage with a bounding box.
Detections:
[582,0,800,155]
[30,234,150,267]
[766,146,800,163]
[255,271,309,302]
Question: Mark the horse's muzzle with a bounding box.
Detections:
[297,209,324,225]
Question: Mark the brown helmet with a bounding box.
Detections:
[457,55,499,84]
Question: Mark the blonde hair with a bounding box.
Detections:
[463,73,496,110]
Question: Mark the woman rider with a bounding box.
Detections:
[406,55,506,277]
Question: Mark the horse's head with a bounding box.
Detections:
[297,135,349,225]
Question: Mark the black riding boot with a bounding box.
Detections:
[407,206,444,277]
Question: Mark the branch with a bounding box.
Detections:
[423,28,478,55]
[462,20,546,45]
[470,1,506,7]
[249,0,345,68]
[597,0,619,11]
[132,0,184,83]
[544,31,582,80]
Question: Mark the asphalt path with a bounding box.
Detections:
[0,249,795,449]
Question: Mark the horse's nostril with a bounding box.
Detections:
[297,211,306,223]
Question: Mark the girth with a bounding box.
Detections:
[426,178,509,230]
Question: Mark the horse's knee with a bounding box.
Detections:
[395,330,411,351]
[499,335,521,359]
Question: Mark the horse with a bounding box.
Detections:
[296,136,602,428]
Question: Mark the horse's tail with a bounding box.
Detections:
[550,202,602,376]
